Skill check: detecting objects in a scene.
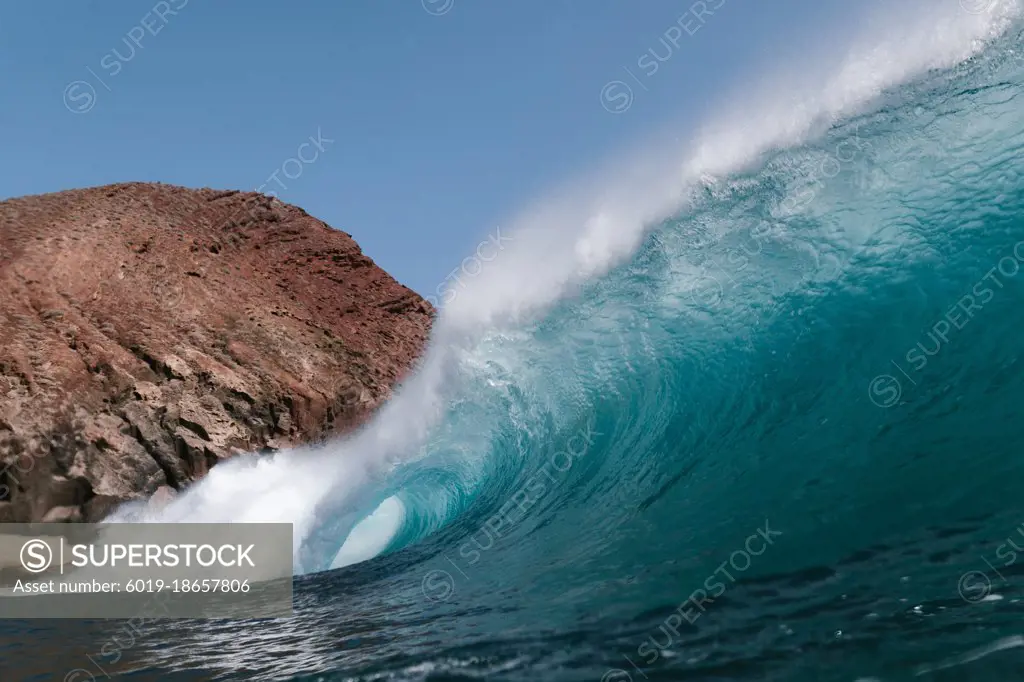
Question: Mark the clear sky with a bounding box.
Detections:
[1,0,862,296]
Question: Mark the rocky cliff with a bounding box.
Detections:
[0,183,433,523]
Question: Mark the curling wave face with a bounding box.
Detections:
[62,2,1024,679]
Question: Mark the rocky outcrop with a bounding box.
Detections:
[0,183,433,522]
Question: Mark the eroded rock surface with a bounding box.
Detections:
[0,183,433,522]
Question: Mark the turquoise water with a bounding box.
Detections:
[6,7,1024,681]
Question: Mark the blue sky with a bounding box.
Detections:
[1,0,861,296]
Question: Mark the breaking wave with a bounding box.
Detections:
[80,2,1024,679]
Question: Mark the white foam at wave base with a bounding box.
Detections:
[330,496,407,570]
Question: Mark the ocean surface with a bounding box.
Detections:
[6,2,1024,680]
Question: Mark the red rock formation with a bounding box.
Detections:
[0,183,433,522]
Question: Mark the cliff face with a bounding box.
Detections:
[0,183,433,523]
